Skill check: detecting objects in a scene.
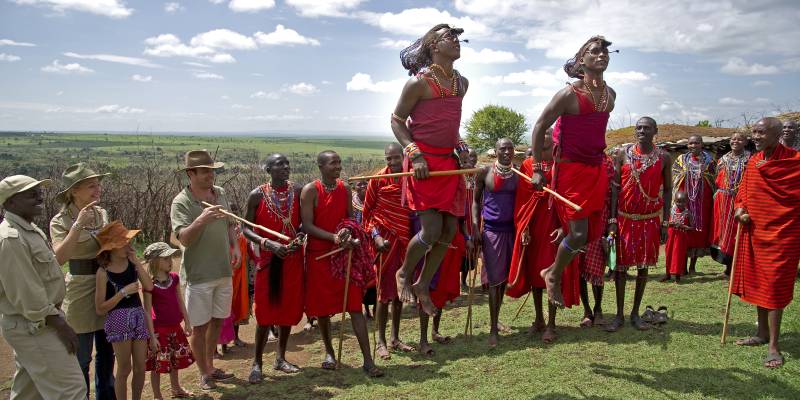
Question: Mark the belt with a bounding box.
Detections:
[68,259,100,275]
[618,211,662,221]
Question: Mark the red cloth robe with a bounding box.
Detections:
[507,158,580,307]
[673,152,716,251]
[250,184,304,326]
[430,229,464,309]
[231,232,250,324]
[362,168,412,303]
[665,206,690,276]
[578,154,614,286]
[732,144,800,309]
[711,152,750,263]
[305,180,362,317]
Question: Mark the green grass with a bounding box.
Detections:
[196,258,800,399]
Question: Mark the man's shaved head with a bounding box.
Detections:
[317,150,338,165]
[638,116,657,129]
[752,117,783,152]
[265,153,287,169]
[385,142,403,153]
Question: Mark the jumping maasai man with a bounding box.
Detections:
[391,24,470,316]
[473,138,519,347]
[530,36,615,308]
[508,131,580,343]
[362,143,416,360]
[242,154,304,383]
[300,150,382,377]
[608,117,672,332]
[711,132,751,275]
[672,135,716,274]
[732,117,800,368]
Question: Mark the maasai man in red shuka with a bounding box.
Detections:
[529,36,614,308]
[300,151,383,378]
[362,143,415,360]
[608,117,672,332]
[508,131,580,344]
[732,117,800,369]
[672,135,716,274]
[391,24,471,316]
[711,132,751,275]
[241,154,304,383]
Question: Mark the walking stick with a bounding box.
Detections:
[512,291,531,323]
[509,167,583,212]
[349,168,481,182]
[721,223,743,345]
[373,252,383,360]
[201,201,291,242]
[337,249,354,368]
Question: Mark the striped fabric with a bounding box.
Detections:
[732,144,800,309]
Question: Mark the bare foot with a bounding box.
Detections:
[593,313,607,326]
[497,322,512,334]
[396,269,414,303]
[412,282,437,316]
[528,319,545,334]
[488,333,498,349]
[540,265,564,308]
[432,332,452,344]
[580,316,593,328]
[418,342,435,356]
[542,327,557,344]
[390,339,416,352]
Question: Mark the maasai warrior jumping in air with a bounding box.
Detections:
[242,154,305,383]
[732,117,800,368]
[391,24,470,316]
[300,151,382,377]
[711,132,750,276]
[608,117,671,331]
[672,135,716,274]
[473,138,519,347]
[362,143,416,360]
[530,36,615,308]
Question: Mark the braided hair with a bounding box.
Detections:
[400,24,463,76]
[563,36,612,79]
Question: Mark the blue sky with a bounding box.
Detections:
[1,0,798,134]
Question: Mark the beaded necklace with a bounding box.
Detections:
[722,151,750,192]
[583,80,608,112]
[428,66,459,98]
[626,144,662,203]
[321,179,338,193]
[492,161,514,179]
[352,192,364,212]
[261,182,296,236]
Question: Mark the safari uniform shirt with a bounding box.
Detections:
[49,204,108,333]
[171,185,232,285]
[0,212,66,329]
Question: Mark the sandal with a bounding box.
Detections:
[764,352,784,368]
[247,365,263,384]
[170,389,193,398]
[362,364,384,378]
[641,306,656,324]
[376,343,391,360]
[418,343,435,356]
[321,355,337,370]
[605,316,624,333]
[654,306,668,324]
[389,340,415,352]
[630,314,651,331]
[199,376,216,391]
[735,336,768,346]
[580,316,593,328]
[432,333,452,345]
[274,359,301,374]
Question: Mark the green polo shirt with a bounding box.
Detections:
[170,185,232,285]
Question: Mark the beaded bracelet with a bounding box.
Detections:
[455,139,469,154]
[404,142,422,160]
[371,227,380,239]
[391,113,407,123]
[532,162,544,172]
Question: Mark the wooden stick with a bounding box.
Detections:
[469,250,479,338]
[348,168,482,182]
[315,246,346,261]
[373,252,383,360]
[509,167,583,212]
[337,249,354,368]
[512,291,531,323]
[201,201,291,242]
[721,223,743,345]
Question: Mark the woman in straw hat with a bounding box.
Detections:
[94,221,154,400]
[48,162,116,399]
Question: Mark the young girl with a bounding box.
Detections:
[94,221,154,400]
[142,242,194,399]
[662,191,693,283]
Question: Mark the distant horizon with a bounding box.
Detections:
[0,129,393,138]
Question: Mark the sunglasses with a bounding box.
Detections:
[585,47,609,56]
[436,28,463,43]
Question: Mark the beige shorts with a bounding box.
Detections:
[185,277,232,327]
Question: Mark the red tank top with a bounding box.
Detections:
[408,73,463,150]
[553,85,610,165]
[308,179,348,251]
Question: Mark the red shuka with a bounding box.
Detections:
[250,184,304,326]
[506,158,580,307]
[732,144,800,309]
[231,233,250,324]
[305,180,362,317]
[430,229,464,309]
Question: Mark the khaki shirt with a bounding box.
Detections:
[49,205,108,333]
[171,185,232,285]
[0,212,66,326]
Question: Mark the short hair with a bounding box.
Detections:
[637,116,657,129]
[317,150,338,165]
[495,138,513,148]
[265,153,286,170]
[385,142,402,153]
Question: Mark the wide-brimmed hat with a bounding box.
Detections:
[143,242,180,260]
[180,150,224,171]
[0,175,52,205]
[55,163,110,204]
[95,221,140,255]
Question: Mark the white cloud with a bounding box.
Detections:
[193,71,223,80]
[346,73,405,93]
[460,47,518,64]
[64,52,162,68]
[658,100,683,112]
[190,29,257,50]
[696,23,713,32]
[285,0,364,17]
[12,0,133,18]
[208,0,224,3]
[250,90,280,100]
[0,39,36,47]
[755,97,770,104]
[642,85,667,97]
[254,25,320,46]
[720,57,780,75]
[231,104,251,109]
[164,2,183,13]
[131,74,152,82]
[378,38,411,49]
[0,53,21,62]
[358,8,491,38]
[752,80,772,87]
[480,68,564,89]
[95,104,144,114]
[605,71,650,85]
[244,114,308,121]
[228,0,274,13]
[183,61,211,68]
[220,95,230,100]
[719,97,745,105]
[41,59,94,74]
[144,33,236,64]
[285,82,318,96]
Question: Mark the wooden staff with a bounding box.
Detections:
[337,249,354,368]
[348,168,482,182]
[201,201,291,242]
[464,247,480,338]
[512,291,531,323]
[509,167,583,212]
[372,252,383,360]
[314,238,361,261]
[721,223,743,345]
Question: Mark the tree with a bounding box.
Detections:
[464,105,528,153]
[696,120,711,127]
